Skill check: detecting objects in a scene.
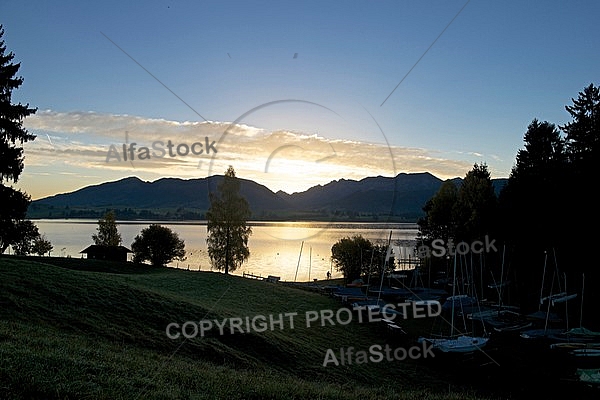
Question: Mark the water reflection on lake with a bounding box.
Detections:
[30,220,418,281]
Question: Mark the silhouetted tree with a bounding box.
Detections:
[92,210,122,246]
[498,119,566,247]
[31,234,53,256]
[132,224,185,267]
[0,25,37,252]
[331,235,389,283]
[561,83,600,172]
[495,86,599,308]
[511,119,566,181]
[419,163,497,247]
[454,163,497,242]
[559,83,600,273]
[11,220,39,255]
[206,166,252,274]
[0,185,32,252]
[417,180,458,244]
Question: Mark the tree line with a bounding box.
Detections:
[74,168,251,271]
[0,25,251,273]
[411,84,598,313]
[331,83,599,299]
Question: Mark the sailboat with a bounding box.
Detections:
[549,273,600,348]
[418,251,489,353]
[466,245,532,333]
[521,250,575,341]
[479,309,532,334]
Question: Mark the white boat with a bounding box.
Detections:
[540,291,577,306]
[556,275,600,341]
[520,328,565,339]
[417,252,489,354]
[420,335,489,353]
[550,342,600,351]
[483,309,533,333]
[468,305,520,320]
[571,348,600,357]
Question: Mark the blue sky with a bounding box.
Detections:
[2,0,598,199]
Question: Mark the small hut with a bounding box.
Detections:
[80,245,132,262]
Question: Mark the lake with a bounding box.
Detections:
[28,219,419,281]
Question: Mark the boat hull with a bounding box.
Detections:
[419,335,489,353]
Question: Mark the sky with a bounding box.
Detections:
[2,0,598,200]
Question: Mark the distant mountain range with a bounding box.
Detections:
[27,173,508,222]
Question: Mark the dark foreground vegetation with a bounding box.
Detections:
[1,255,499,400]
[415,83,600,320]
[3,256,600,399]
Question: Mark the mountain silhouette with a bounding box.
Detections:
[28,173,507,222]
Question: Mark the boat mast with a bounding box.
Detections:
[580,273,585,329]
[539,251,548,311]
[376,230,393,304]
[499,244,506,309]
[366,249,375,291]
[564,273,569,332]
[451,251,457,337]
[543,268,556,334]
[308,246,312,282]
[294,241,304,282]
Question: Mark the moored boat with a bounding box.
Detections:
[417,252,489,354]
[419,335,489,353]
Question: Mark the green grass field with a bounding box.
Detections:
[0,255,499,399]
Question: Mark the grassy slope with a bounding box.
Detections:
[0,256,493,400]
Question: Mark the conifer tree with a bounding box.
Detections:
[561,83,600,171]
[0,25,37,252]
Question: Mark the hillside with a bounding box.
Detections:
[27,175,290,220]
[0,255,494,399]
[27,173,508,221]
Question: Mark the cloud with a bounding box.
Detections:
[23,110,474,193]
